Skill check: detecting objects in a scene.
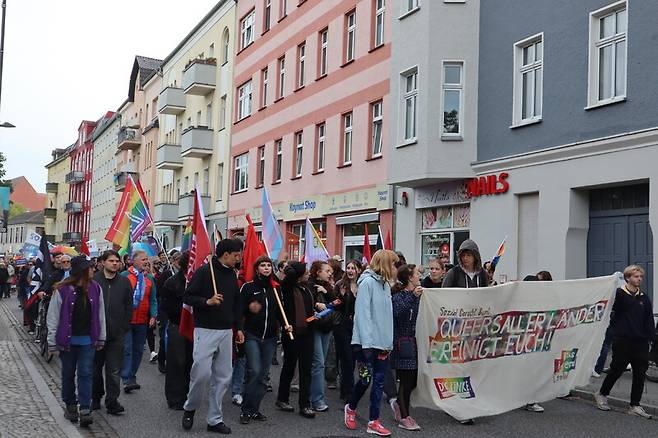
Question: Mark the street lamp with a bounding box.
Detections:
[0,0,14,128]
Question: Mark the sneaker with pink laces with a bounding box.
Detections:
[344,404,357,430]
[399,416,421,431]
[367,419,392,436]
[389,398,401,423]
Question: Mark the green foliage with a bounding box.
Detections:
[8,202,26,219]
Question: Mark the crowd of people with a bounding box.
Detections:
[0,235,655,435]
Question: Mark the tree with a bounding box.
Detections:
[9,202,26,219]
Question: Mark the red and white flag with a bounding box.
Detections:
[179,188,212,342]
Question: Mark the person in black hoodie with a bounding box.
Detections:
[595,265,655,419]
[239,256,291,424]
[276,261,316,419]
[91,250,133,415]
[181,239,244,434]
[160,251,192,410]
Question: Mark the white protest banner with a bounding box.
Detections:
[413,275,617,421]
[87,240,99,257]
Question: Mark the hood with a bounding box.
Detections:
[357,269,385,286]
[457,239,483,271]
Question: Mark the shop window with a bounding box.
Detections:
[419,204,470,266]
[287,221,326,261]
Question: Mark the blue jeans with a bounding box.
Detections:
[122,324,148,385]
[232,355,246,397]
[349,348,389,421]
[242,334,277,415]
[595,325,615,374]
[310,331,332,407]
[60,344,95,410]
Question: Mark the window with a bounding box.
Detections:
[343,112,353,165]
[216,163,224,201]
[261,67,269,107]
[196,110,202,126]
[220,95,227,129]
[264,0,272,32]
[319,29,329,77]
[274,139,282,182]
[206,103,213,129]
[203,168,209,195]
[240,10,256,50]
[257,146,266,187]
[297,43,306,88]
[238,80,253,120]
[184,176,189,194]
[442,62,463,136]
[277,56,286,98]
[294,131,303,177]
[345,11,356,63]
[234,153,248,192]
[280,0,287,19]
[194,172,199,189]
[316,123,326,171]
[403,70,418,141]
[374,0,385,48]
[371,100,383,156]
[221,28,230,64]
[209,43,215,58]
[405,0,419,13]
[512,37,543,126]
[589,2,627,106]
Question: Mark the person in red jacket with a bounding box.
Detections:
[120,250,157,393]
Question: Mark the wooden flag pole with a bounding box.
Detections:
[273,286,294,340]
[207,255,220,297]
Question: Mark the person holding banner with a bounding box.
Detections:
[595,265,655,419]
[421,258,445,289]
[344,249,399,437]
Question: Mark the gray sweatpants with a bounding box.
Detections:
[184,328,233,426]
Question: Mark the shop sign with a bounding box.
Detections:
[414,181,470,209]
[246,194,323,223]
[324,184,392,215]
[467,173,509,197]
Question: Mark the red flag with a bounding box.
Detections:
[362,224,372,265]
[80,241,90,256]
[385,229,392,250]
[179,189,212,342]
[241,214,267,283]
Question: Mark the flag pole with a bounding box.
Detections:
[262,230,294,341]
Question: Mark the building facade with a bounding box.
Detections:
[388,0,480,265]
[7,176,46,212]
[0,211,45,255]
[227,0,394,260]
[90,112,118,250]
[44,147,72,244]
[64,120,97,245]
[155,0,236,249]
[472,0,657,308]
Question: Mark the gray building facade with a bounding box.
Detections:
[472,0,657,307]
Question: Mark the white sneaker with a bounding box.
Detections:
[626,364,632,371]
[149,351,158,362]
[525,403,544,413]
[591,370,601,378]
[232,394,243,406]
[594,392,610,411]
[628,406,652,419]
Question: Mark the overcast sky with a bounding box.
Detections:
[0,0,218,192]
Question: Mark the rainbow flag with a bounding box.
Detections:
[181,218,193,252]
[105,175,152,254]
[490,236,507,270]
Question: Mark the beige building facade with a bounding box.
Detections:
[90,113,119,250]
[44,147,72,244]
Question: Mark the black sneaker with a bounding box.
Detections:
[240,413,252,425]
[124,383,141,393]
[207,422,232,434]
[251,412,267,421]
[79,409,93,427]
[275,401,294,412]
[91,399,101,411]
[300,407,316,418]
[64,404,78,423]
[182,409,195,430]
[106,401,125,415]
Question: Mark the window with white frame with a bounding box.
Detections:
[220,95,227,129]
[589,2,627,106]
[261,67,269,107]
[346,11,356,63]
[343,112,353,164]
[274,139,282,182]
[294,132,303,177]
[403,70,418,141]
[371,100,383,156]
[238,80,252,120]
[513,35,543,125]
[319,29,328,76]
[442,62,463,135]
[264,0,272,32]
[316,123,326,171]
[240,10,256,50]
[206,103,213,129]
[203,168,209,195]
[280,0,287,19]
[222,28,230,64]
[277,56,285,98]
[405,0,419,13]
[375,0,385,47]
[216,163,224,200]
[234,153,248,192]
[257,146,266,187]
[297,43,306,87]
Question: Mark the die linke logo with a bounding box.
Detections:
[434,377,476,400]
[467,172,510,198]
[553,348,578,382]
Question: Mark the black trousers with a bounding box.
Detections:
[165,323,193,407]
[158,316,168,368]
[277,331,313,409]
[92,336,124,404]
[600,339,650,406]
[333,323,355,399]
[396,369,418,418]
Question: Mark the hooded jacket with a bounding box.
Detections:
[351,269,393,351]
[93,271,132,341]
[442,239,489,289]
[161,270,186,325]
[240,274,283,339]
[280,268,315,336]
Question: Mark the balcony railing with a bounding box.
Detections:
[62,231,82,242]
[178,193,210,220]
[44,208,57,219]
[158,87,186,115]
[117,127,141,151]
[156,143,183,170]
[45,182,58,193]
[182,59,217,96]
[154,202,179,225]
[181,126,213,158]
[65,171,84,184]
[114,171,139,192]
[64,202,83,214]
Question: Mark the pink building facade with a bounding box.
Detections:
[228,0,393,261]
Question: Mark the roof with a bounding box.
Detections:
[91,111,119,141]
[7,177,47,211]
[8,210,44,225]
[128,55,163,101]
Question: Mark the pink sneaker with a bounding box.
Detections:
[399,416,421,431]
[344,404,357,430]
[389,398,401,423]
[367,419,392,436]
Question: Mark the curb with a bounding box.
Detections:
[572,388,658,420]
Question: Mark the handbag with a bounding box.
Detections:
[396,336,417,360]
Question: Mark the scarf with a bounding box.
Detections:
[129,266,146,309]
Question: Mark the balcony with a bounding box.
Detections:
[117,127,141,151]
[64,202,83,214]
[45,182,58,193]
[62,231,82,242]
[156,143,183,170]
[65,171,85,184]
[178,193,210,220]
[158,87,186,115]
[114,171,139,192]
[154,202,179,225]
[44,208,57,219]
[181,126,213,158]
[182,59,216,95]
